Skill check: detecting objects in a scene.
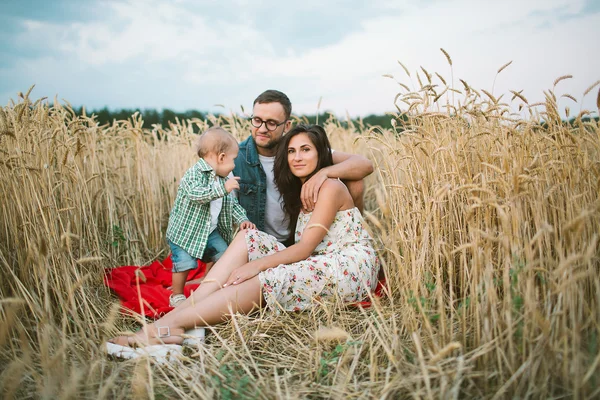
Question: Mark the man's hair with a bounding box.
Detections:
[253,90,292,120]
[195,126,238,158]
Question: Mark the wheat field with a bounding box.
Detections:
[1,62,599,399]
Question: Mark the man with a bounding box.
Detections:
[234,89,374,245]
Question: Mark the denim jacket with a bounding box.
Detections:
[233,136,267,231]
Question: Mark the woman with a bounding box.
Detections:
[106,124,380,359]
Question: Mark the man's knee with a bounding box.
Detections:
[344,179,365,212]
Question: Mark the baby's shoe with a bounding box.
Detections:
[169,294,186,307]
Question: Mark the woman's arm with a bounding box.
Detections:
[301,151,373,211]
[223,180,351,287]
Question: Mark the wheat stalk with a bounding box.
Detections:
[497,61,513,74]
[553,74,573,87]
[440,48,453,66]
[397,60,411,77]
[1,66,599,399]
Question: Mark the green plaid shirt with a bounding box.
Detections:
[166,158,249,259]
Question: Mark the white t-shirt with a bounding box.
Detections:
[258,154,290,241]
[209,179,224,233]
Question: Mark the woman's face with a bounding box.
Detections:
[287,132,319,182]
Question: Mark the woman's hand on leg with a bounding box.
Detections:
[223,262,261,287]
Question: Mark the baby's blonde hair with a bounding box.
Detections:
[195,126,238,158]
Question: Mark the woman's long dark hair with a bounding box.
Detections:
[274,124,334,243]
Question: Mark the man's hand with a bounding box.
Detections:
[239,220,256,230]
[301,169,328,211]
[224,176,241,193]
[223,262,260,287]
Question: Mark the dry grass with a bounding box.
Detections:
[1,68,599,399]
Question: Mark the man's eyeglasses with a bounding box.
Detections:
[249,116,287,131]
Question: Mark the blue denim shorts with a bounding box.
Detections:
[168,230,228,273]
[201,230,228,263]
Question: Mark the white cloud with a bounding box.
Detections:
[232,0,600,115]
[18,0,270,66]
[3,0,599,117]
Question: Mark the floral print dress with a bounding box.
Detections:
[245,207,380,312]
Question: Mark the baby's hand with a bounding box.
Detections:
[239,220,256,230]
[224,176,240,193]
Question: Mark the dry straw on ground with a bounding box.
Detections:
[1,57,599,399]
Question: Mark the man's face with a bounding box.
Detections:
[251,102,290,155]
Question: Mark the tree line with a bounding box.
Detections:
[73,107,395,131]
[73,106,597,133]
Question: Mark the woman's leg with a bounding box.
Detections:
[113,275,263,346]
[176,230,251,308]
[160,276,263,328]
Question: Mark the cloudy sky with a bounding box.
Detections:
[1,0,599,118]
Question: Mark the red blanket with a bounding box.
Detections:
[351,279,387,308]
[104,255,386,319]
[104,255,206,318]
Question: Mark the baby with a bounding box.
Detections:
[166,126,255,307]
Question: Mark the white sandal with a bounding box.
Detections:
[182,327,205,348]
[105,326,185,364]
[105,342,183,365]
[105,324,205,363]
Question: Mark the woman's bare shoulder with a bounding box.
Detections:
[313,178,353,213]
[321,178,348,193]
[321,179,353,205]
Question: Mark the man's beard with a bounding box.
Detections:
[257,136,281,150]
